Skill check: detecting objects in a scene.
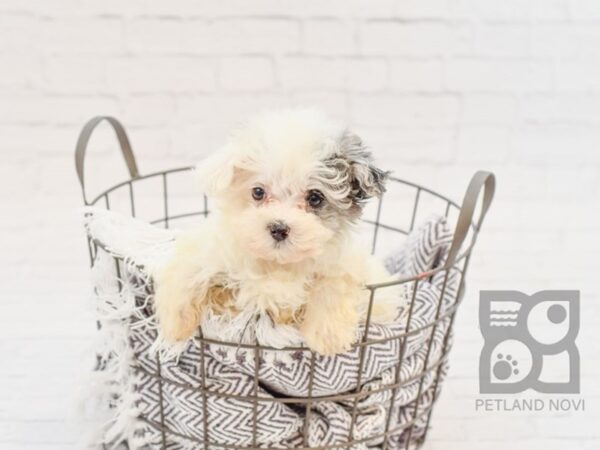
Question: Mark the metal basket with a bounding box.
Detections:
[76,117,495,450]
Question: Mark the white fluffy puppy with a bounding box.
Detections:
[155,110,401,355]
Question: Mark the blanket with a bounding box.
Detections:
[83,208,458,450]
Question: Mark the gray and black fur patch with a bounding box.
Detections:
[311,130,389,224]
[337,131,388,202]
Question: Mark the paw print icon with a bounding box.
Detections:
[479,290,579,394]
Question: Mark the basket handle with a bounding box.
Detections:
[75,116,140,204]
[444,170,495,269]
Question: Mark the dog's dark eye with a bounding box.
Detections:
[307,190,324,208]
[251,187,265,201]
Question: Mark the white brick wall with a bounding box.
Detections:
[1,1,599,449]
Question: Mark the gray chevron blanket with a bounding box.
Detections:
[83,209,458,450]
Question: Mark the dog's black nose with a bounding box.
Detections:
[269,221,290,242]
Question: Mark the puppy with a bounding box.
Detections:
[154,110,401,355]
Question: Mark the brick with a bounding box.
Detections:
[426,418,467,441]
[279,57,387,92]
[286,0,397,18]
[0,13,41,53]
[532,0,569,21]
[448,23,478,57]
[564,229,600,253]
[181,0,298,17]
[302,20,355,55]
[389,59,443,92]
[346,59,388,91]
[515,123,600,164]
[490,165,547,200]
[121,95,176,126]
[0,0,104,16]
[474,24,531,57]
[556,60,600,91]
[219,57,275,91]
[445,59,553,93]
[519,94,600,123]
[350,94,460,127]
[173,93,287,127]
[103,0,146,16]
[0,54,42,87]
[34,155,82,196]
[355,126,456,164]
[0,161,37,199]
[532,24,600,58]
[0,95,119,125]
[289,92,348,121]
[134,0,367,18]
[106,56,217,93]
[360,22,451,56]
[126,18,184,53]
[394,0,450,18]
[0,124,77,155]
[184,19,300,55]
[536,416,600,439]
[457,125,512,163]
[570,0,600,20]
[545,166,599,200]
[0,419,80,444]
[41,18,124,54]
[43,56,105,94]
[462,94,517,125]
[451,0,533,22]
[489,199,598,232]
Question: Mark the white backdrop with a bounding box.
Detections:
[1,1,599,449]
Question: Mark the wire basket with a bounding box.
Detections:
[76,117,495,450]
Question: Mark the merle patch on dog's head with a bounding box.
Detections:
[312,130,388,222]
[335,130,388,202]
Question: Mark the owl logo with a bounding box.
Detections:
[479,290,580,394]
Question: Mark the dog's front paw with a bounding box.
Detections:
[301,318,356,356]
[157,301,201,343]
[154,281,203,344]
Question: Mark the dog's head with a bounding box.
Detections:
[197,110,388,264]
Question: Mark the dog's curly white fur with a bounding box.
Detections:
[154,110,401,355]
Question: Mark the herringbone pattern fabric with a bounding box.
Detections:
[86,211,458,449]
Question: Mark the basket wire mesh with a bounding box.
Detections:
[76,117,495,450]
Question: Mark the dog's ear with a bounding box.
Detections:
[337,130,388,203]
[195,145,238,197]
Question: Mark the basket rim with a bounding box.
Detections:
[85,165,476,289]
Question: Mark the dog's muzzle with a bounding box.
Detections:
[268,221,290,242]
